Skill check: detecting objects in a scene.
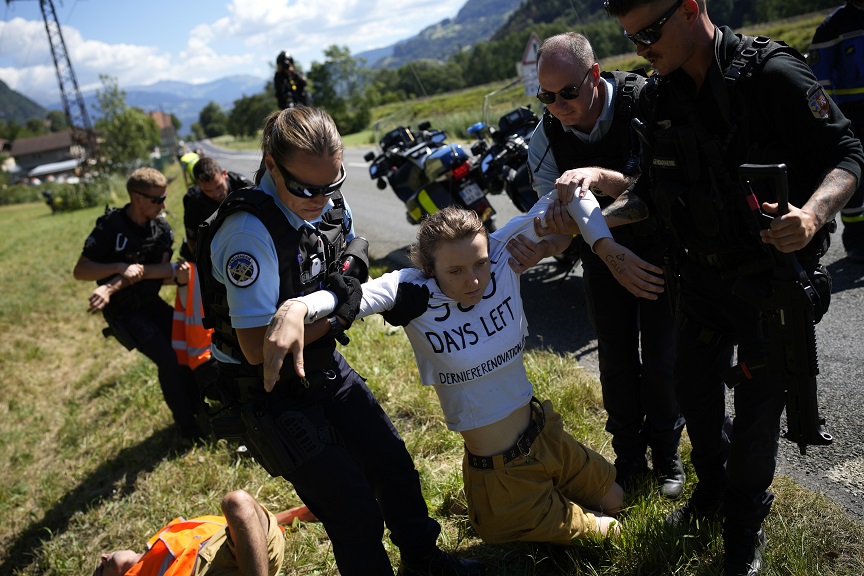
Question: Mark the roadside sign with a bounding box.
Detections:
[518,33,541,97]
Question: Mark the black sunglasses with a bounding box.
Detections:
[276,162,346,198]
[536,67,593,105]
[624,0,683,46]
[132,189,167,204]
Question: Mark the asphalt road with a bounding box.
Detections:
[199,139,864,520]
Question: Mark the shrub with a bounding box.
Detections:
[45,175,113,213]
[0,184,42,206]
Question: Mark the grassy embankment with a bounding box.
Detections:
[3,9,862,576]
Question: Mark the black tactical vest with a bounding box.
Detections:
[96,206,172,316]
[639,34,829,260]
[197,187,350,372]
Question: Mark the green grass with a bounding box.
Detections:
[1,159,863,575]
[210,133,261,151]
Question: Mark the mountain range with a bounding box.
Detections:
[35,75,269,135]
[356,0,522,68]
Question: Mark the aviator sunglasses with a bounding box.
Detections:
[536,67,593,105]
[276,162,347,198]
[624,0,683,46]
[132,189,167,204]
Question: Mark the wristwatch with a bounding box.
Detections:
[328,316,349,345]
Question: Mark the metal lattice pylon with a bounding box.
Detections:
[8,0,96,158]
[39,0,95,157]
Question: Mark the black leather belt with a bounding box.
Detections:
[467,398,545,470]
[687,250,771,277]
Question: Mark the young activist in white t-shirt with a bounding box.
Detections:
[261,190,665,544]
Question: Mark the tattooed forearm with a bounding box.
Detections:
[602,191,649,227]
[805,168,857,227]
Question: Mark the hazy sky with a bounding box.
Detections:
[0,0,468,104]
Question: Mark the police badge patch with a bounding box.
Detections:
[226,252,259,287]
[806,84,830,120]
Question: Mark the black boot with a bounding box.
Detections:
[397,548,486,576]
[723,526,766,576]
[654,453,686,500]
[614,455,649,492]
[665,486,722,531]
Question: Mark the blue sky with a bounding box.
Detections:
[0,0,467,105]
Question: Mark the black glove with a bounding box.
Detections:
[381,282,430,327]
[327,272,362,328]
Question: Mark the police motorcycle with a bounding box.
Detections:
[363,121,497,231]
[467,106,580,271]
[466,106,540,213]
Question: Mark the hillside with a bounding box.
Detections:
[357,0,523,69]
[0,79,48,124]
[493,0,842,48]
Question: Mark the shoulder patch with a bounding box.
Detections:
[806,84,831,120]
[226,252,259,287]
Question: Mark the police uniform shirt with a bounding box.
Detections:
[80,204,173,313]
[209,171,355,364]
[632,26,864,236]
[528,75,616,195]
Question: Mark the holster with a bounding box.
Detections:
[208,373,334,478]
[101,314,137,351]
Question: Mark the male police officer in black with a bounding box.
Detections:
[180,157,254,262]
[74,167,202,439]
[535,1,864,574]
[528,31,685,499]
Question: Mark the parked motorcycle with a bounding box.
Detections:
[467,106,540,214]
[364,121,496,231]
[467,106,580,271]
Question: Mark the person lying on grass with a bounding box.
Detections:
[93,489,315,576]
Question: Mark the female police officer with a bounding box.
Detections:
[196,106,485,576]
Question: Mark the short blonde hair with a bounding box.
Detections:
[409,206,487,277]
[127,167,168,195]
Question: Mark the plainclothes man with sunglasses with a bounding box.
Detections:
[527,32,685,501]
[73,167,204,439]
[197,107,486,576]
[538,1,864,574]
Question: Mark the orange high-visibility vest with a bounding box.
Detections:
[125,515,226,576]
[172,263,214,370]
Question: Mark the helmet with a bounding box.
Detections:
[276,51,294,66]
